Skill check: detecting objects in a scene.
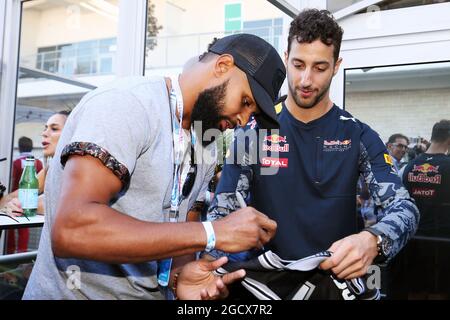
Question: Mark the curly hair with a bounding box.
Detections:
[288,9,343,63]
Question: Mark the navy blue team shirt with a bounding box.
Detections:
[208,103,419,261]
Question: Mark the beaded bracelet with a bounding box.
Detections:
[172,271,180,300]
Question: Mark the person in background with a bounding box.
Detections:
[0,111,71,299]
[395,119,450,299]
[0,111,70,216]
[386,133,410,173]
[406,137,430,163]
[11,137,44,191]
[6,137,43,254]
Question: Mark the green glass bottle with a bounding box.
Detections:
[18,156,39,217]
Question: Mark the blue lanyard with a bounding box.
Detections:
[158,76,196,289]
[169,76,196,222]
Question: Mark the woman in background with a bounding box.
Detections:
[0,110,70,215]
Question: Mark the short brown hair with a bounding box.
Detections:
[431,119,450,143]
[388,133,410,145]
[288,9,343,63]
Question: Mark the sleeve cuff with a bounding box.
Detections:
[61,142,131,189]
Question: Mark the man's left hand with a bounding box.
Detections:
[319,231,378,280]
[176,256,245,300]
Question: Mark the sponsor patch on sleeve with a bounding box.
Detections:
[384,154,393,166]
[275,103,283,115]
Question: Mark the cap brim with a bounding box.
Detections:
[246,74,280,129]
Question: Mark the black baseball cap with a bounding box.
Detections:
[208,33,286,129]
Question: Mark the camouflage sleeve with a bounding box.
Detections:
[205,124,256,261]
[206,171,252,220]
[358,124,420,261]
[207,124,255,221]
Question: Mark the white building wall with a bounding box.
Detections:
[20,9,40,57]
[346,88,450,143]
[25,5,117,50]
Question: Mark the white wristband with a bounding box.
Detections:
[202,221,216,252]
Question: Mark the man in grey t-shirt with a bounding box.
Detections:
[23,34,285,300]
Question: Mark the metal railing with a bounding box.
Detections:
[0,251,37,265]
[20,43,116,77]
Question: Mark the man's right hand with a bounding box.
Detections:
[213,207,277,253]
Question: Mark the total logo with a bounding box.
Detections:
[412,188,436,197]
[261,157,289,168]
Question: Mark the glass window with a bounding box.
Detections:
[2,0,119,255]
[77,40,95,57]
[99,38,116,54]
[345,61,450,298]
[145,0,286,76]
[35,38,118,76]
[243,17,283,51]
[59,43,77,76]
[76,56,92,74]
[345,62,450,144]
[100,57,113,74]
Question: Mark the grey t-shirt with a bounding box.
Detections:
[23,76,215,300]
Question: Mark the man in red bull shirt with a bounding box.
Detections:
[396,119,450,298]
[207,9,419,299]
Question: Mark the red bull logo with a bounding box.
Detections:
[249,118,257,129]
[262,144,289,153]
[324,139,352,146]
[264,134,287,144]
[413,163,440,174]
[341,139,351,145]
[323,139,352,152]
[408,173,441,184]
